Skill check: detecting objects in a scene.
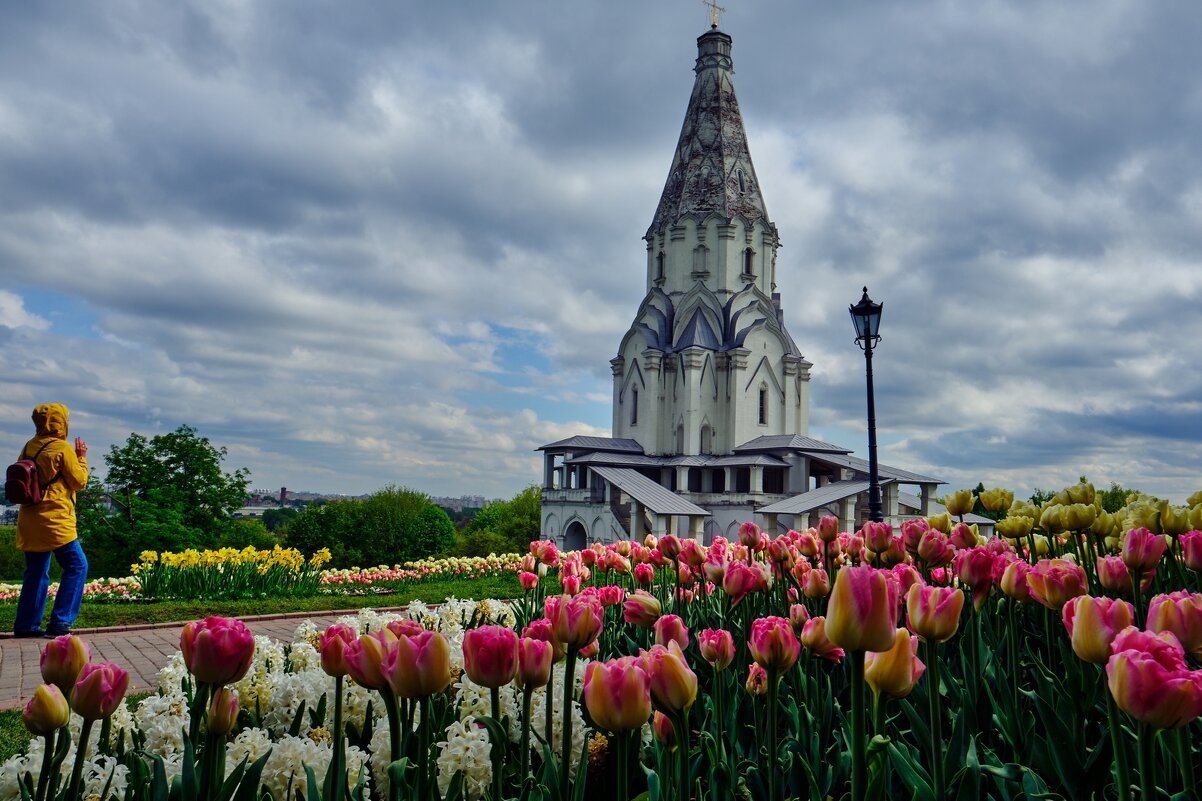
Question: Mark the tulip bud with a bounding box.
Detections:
[551,593,604,650]
[926,513,952,534]
[906,584,964,643]
[723,561,766,607]
[800,617,845,663]
[948,522,979,550]
[1147,592,1202,660]
[999,560,1032,603]
[659,534,681,560]
[319,623,356,678]
[789,603,810,634]
[916,530,954,568]
[462,625,518,689]
[816,515,839,543]
[996,515,1034,543]
[738,521,762,548]
[623,590,662,628]
[678,538,706,568]
[745,663,769,696]
[522,618,566,662]
[519,571,540,592]
[653,710,677,750]
[1121,527,1168,571]
[516,637,553,689]
[978,488,1014,513]
[180,616,256,686]
[71,661,130,721]
[802,567,830,599]
[653,614,689,650]
[1107,627,1202,730]
[862,521,894,554]
[584,657,651,732]
[345,632,396,690]
[748,616,801,675]
[1181,531,1202,573]
[697,629,734,671]
[642,641,698,714]
[1062,595,1135,664]
[207,687,240,737]
[387,630,452,698]
[22,684,69,736]
[826,566,899,653]
[40,635,91,696]
[864,629,925,699]
[954,547,995,612]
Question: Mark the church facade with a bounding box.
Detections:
[539,26,953,550]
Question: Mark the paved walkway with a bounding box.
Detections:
[0,609,407,711]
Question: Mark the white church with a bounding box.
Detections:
[539,25,962,549]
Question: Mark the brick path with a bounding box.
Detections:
[0,609,408,711]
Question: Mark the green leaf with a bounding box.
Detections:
[886,742,934,801]
[288,700,309,738]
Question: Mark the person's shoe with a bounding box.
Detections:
[43,627,72,638]
[13,629,43,638]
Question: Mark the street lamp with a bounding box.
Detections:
[849,287,884,523]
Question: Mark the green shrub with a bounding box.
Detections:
[213,518,278,550]
[0,525,64,582]
[452,530,516,557]
[285,485,455,568]
[463,485,542,553]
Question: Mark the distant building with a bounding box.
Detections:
[539,25,965,549]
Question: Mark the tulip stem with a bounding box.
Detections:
[520,685,534,786]
[1174,727,1194,797]
[849,650,867,801]
[544,669,555,755]
[1102,686,1132,801]
[33,732,53,801]
[330,676,346,801]
[676,708,691,801]
[561,646,579,801]
[187,681,211,751]
[64,717,93,801]
[1136,723,1156,801]
[490,686,504,801]
[925,641,944,800]
[418,695,431,801]
[379,689,402,764]
[767,674,779,801]
[614,729,630,801]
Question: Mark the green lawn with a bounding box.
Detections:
[0,573,525,631]
[0,694,151,763]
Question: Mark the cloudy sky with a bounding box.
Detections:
[2,1,1200,503]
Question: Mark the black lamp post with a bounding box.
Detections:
[849,287,884,523]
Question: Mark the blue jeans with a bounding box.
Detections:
[15,540,88,633]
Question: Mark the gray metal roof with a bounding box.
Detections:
[565,452,664,467]
[756,479,892,515]
[898,493,995,526]
[705,453,789,467]
[538,436,644,453]
[734,435,852,454]
[802,451,943,485]
[589,466,710,516]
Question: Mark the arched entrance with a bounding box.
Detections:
[564,520,587,551]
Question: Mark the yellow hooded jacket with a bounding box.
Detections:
[15,404,89,552]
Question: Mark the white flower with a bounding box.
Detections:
[287,641,321,674]
[435,717,493,801]
[135,694,190,758]
[453,677,521,743]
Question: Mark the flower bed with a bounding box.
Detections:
[4,481,1202,800]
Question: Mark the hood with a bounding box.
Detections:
[31,403,70,439]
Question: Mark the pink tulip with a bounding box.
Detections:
[861,521,893,554]
[583,657,651,732]
[906,584,964,644]
[954,547,995,611]
[633,563,655,586]
[207,687,240,736]
[800,617,845,663]
[745,663,769,696]
[71,661,129,721]
[319,623,356,678]
[387,630,452,698]
[1180,531,1202,572]
[697,628,734,671]
[816,515,839,543]
[916,530,955,568]
[749,616,801,675]
[803,567,831,599]
[722,560,765,607]
[901,518,929,556]
[826,566,900,653]
[1147,591,1202,659]
[519,571,540,592]
[999,560,1032,603]
[1107,626,1202,729]
[623,590,662,628]
[653,710,677,750]
[40,634,91,696]
[462,625,519,689]
[789,603,810,634]
[659,534,681,560]
[653,614,689,649]
[522,618,566,662]
[1026,559,1088,610]
[22,684,69,736]
[678,538,706,568]
[1121,527,1167,571]
[641,641,698,714]
[516,637,553,689]
[1062,595,1135,665]
[550,593,604,650]
[180,616,256,686]
[345,632,396,690]
[598,585,625,607]
[561,575,582,595]
[891,563,923,594]
[738,521,762,548]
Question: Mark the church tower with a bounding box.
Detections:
[610,26,812,456]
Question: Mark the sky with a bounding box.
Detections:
[1,1,1201,504]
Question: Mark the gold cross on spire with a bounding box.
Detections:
[703,0,725,29]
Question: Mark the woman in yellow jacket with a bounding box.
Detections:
[14,403,90,637]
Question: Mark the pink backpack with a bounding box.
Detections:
[5,442,58,505]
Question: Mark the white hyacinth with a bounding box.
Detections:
[435,716,493,801]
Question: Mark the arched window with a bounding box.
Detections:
[743,247,755,277]
[676,425,685,453]
[737,169,746,194]
[758,386,768,426]
[656,251,665,282]
[700,425,712,454]
[631,388,639,426]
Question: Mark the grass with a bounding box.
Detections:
[0,573,525,631]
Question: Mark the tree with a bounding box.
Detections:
[460,485,542,553]
[80,425,250,576]
[261,507,299,533]
[284,485,455,568]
